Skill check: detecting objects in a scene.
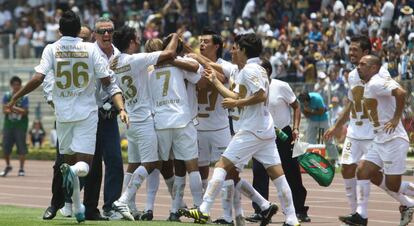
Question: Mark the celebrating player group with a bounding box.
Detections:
[6,9,414,226]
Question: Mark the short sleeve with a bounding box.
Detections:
[241,65,265,94]
[374,78,400,97]
[21,96,29,108]
[3,93,9,104]
[280,83,296,104]
[34,44,53,75]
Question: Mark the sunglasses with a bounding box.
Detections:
[95,28,114,35]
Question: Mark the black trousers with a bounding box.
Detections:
[83,115,123,214]
[49,141,64,209]
[252,126,308,215]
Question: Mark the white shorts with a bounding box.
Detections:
[157,122,198,161]
[340,137,371,165]
[362,138,409,175]
[127,117,158,163]
[222,131,280,171]
[198,128,231,167]
[56,111,98,155]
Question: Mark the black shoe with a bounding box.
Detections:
[140,210,153,221]
[18,169,25,176]
[338,213,368,226]
[213,218,234,225]
[85,211,109,221]
[297,213,311,222]
[245,213,264,223]
[43,206,58,220]
[260,204,278,226]
[0,166,12,177]
[167,212,181,222]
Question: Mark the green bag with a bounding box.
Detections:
[298,152,335,187]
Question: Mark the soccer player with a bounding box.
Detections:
[110,26,179,221]
[340,55,414,226]
[180,33,300,226]
[187,28,244,224]
[146,36,204,221]
[6,11,128,223]
[325,36,414,226]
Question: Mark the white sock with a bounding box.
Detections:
[233,184,244,217]
[123,173,133,190]
[356,180,370,218]
[221,180,234,222]
[71,174,82,212]
[123,172,137,210]
[145,169,160,211]
[165,176,175,199]
[189,171,203,207]
[400,181,414,196]
[202,179,208,192]
[200,168,226,214]
[171,176,185,213]
[273,175,299,225]
[237,178,270,211]
[379,177,414,207]
[119,166,148,203]
[70,161,89,177]
[344,178,357,213]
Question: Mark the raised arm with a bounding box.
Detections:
[157,33,178,63]
[204,67,238,99]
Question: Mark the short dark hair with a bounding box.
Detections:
[260,58,272,77]
[10,76,22,85]
[298,92,310,102]
[201,28,223,59]
[112,26,137,52]
[163,34,183,54]
[234,33,262,59]
[350,35,371,53]
[59,10,81,37]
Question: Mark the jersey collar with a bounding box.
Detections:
[246,57,261,64]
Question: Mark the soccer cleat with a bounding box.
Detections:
[167,212,182,222]
[60,202,72,217]
[0,166,12,177]
[112,200,135,221]
[102,210,123,220]
[338,213,368,226]
[18,169,25,176]
[74,204,85,223]
[260,204,278,226]
[179,208,209,224]
[400,205,414,226]
[235,215,246,226]
[60,163,75,198]
[212,217,234,225]
[296,213,311,222]
[128,203,141,220]
[282,223,301,226]
[140,210,153,221]
[245,213,263,222]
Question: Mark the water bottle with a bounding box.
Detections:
[275,128,289,142]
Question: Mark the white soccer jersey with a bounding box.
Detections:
[149,62,200,129]
[111,51,161,122]
[183,56,202,120]
[234,57,275,140]
[196,58,233,131]
[363,74,409,143]
[34,36,109,122]
[347,66,390,140]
